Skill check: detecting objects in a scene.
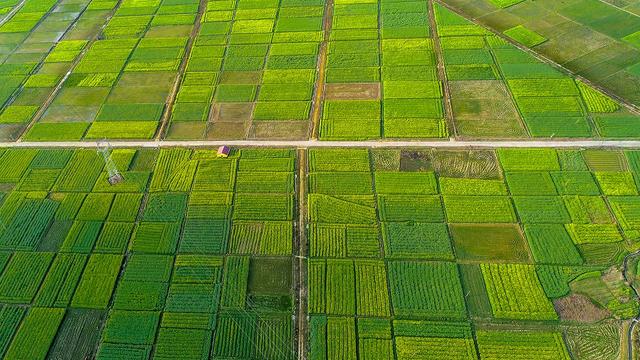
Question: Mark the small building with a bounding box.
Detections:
[217,145,230,158]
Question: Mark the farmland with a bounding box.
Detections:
[439,0,640,111]
[0,0,639,356]
[307,147,640,359]
[0,0,636,140]
[0,147,297,359]
[0,146,636,358]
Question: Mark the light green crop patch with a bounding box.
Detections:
[0,105,38,124]
[566,224,623,244]
[577,80,620,113]
[503,25,547,47]
[23,123,89,141]
[383,118,447,139]
[489,0,524,8]
[23,74,60,88]
[481,263,558,320]
[623,30,640,49]
[85,121,158,140]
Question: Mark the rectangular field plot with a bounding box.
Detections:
[388,260,466,319]
[451,224,530,262]
[481,263,557,320]
[476,330,571,359]
[0,147,296,359]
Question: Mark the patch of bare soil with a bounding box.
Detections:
[249,121,309,140]
[219,71,261,84]
[400,150,433,172]
[554,294,610,323]
[205,122,248,139]
[325,83,380,100]
[211,103,254,123]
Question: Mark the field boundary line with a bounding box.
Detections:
[295,148,308,360]
[155,0,210,140]
[0,0,27,27]
[593,0,640,19]
[428,0,458,138]
[309,0,332,140]
[433,0,640,115]
[6,139,640,148]
[310,43,328,140]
